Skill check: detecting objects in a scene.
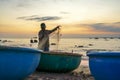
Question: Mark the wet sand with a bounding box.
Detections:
[26,59,94,80]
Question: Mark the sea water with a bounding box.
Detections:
[0,37,120,55]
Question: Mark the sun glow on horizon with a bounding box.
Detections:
[0,0,120,38]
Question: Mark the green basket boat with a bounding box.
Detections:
[37,51,82,72]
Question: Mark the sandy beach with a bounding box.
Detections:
[26,58,94,80]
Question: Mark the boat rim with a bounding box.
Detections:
[0,45,42,53]
[87,51,120,57]
[42,51,82,57]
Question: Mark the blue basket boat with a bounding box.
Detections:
[0,46,41,80]
[87,51,120,80]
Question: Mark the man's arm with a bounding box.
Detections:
[49,25,60,34]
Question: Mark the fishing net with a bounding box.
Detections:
[38,37,48,50]
[50,27,61,51]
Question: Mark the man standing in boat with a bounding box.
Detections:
[38,23,60,51]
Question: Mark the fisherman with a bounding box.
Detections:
[38,23,60,51]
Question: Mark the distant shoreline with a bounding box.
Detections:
[0,36,120,39]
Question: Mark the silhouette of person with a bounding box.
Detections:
[38,23,60,51]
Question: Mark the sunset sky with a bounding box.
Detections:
[0,0,120,38]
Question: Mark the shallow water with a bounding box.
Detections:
[0,37,120,55]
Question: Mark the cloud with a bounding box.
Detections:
[0,0,9,2]
[17,15,61,21]
[80,22,120,33]
[15,0,33,8]
[114,22,120,24]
